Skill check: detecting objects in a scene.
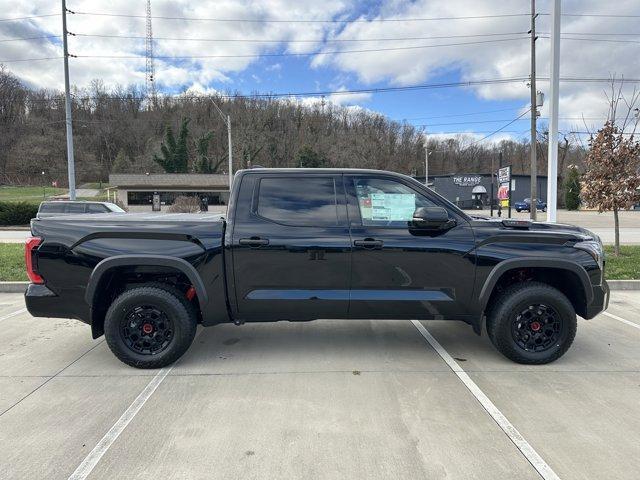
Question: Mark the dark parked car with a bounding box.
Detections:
[514,198,547,213]
[25,169,608,368]
[37,201,125,219]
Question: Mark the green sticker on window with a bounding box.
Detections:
[369,193,415,221]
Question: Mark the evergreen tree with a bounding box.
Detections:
[194,131,214,173]
[296,145,326,168]
[112,149,132,173]
[564,165,581,211]
[153,118,190,173]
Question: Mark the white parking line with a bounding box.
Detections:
[68,366,173,480]
[411,320,561,480]
[0,308,27,322]
[602,311,640,330]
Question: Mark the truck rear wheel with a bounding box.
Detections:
[104,286,197,369]
[486,282,576,364]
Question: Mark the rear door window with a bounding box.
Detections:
[86,204,108,213]
[256,177,338,226]
[66,203,86,213]
[39,203,65,213]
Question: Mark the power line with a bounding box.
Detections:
[547,32,640,36]
[7,31,638,46]
[71,37,529,60]
[70,31,528,43]
[419,118,529,127]
[539,36,640,45]
[402,106,523,120]
[0,35,60,43]
[67,10,531,23]
[559,13,640,18]
[416,116,607,127]
[5,76,640,103]
[0,56,63,63]
[466,109,531,146]
[0,13,60,22]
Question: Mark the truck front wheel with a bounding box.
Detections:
[486,282,576,364]
[104,286,197,369]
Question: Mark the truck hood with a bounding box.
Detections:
[468,215,599,242]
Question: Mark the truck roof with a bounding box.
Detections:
[239,168,413,176]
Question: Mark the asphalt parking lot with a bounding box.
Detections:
[0,292,638,480]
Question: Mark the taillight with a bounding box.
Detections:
[25,236,44,284]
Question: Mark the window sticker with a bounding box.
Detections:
[366,193,416,221]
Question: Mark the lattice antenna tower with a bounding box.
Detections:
[145,0,157,102]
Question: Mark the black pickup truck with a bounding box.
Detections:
[25,168,609,368]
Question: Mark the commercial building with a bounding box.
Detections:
[109,174,230,210]
[415,173,552,209]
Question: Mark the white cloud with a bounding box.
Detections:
[2,0,640,137]
[0,0,353,91]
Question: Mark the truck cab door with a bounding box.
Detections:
[345,174,476,320]
[229,172,351,321]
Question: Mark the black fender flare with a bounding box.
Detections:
[478,257,593,314]
[85,255,209,311]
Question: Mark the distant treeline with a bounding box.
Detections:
[0,67,587,186]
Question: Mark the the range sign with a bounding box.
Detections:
[453,175,482,187]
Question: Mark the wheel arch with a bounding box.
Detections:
[86,255,209,338]
[479,258,593,323]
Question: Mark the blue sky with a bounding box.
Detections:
[2,0,640,143]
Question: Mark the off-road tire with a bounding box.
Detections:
[104,285,197,369]
[486,281,577,364]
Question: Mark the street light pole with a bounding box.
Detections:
[424,146,429,187]
[209,98,233,193]
[61,0,76,200]
[227,114,233,191]
[546,0,561,222]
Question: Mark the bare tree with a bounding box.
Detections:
[581,80,640,255]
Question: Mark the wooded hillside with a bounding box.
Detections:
[0,67,587,186]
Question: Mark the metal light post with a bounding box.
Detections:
[227,114,233,191]
[209,98,233,193]
[546,0,561,222]
[424,146,429,187]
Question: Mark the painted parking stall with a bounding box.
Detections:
[0,292,640,478]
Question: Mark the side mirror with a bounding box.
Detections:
[411,207,456,230]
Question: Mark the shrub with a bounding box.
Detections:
[168,196,200,213]
[0,201,39,225]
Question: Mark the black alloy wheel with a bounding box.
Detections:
[120,304,174,355]
[486,281,577,364]
[104,285,197,369]
[511,304,562,352]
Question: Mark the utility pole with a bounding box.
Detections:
[490,155,495,216]
[529,0,537,220]
[546,0,561,222]
[61,0,76,200]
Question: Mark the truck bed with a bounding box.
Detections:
[27,213,228,330]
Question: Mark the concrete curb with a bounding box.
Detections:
[1,280,640,294]
[607,280,640,291]
[0,282,28,293]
